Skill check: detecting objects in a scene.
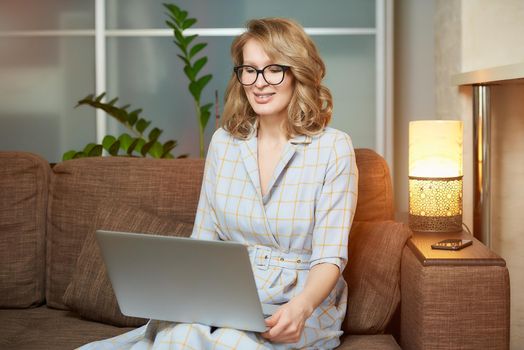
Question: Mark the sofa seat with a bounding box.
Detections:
[339,334,401,349]
[0,306,401,350]
[0,306,134,349]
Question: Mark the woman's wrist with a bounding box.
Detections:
[293,293,316,318]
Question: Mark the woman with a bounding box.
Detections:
[80,17,357,350]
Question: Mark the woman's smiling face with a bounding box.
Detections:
[241,38,294,121]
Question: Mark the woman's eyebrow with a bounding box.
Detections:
[241,61,273,68]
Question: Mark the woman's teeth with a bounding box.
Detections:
[255,93,274,99]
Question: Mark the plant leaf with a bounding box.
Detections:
[95,92,106,102]
[189,81,201,101]
[179,10,188,22]
[200,102,213,112]
[73,151,85,159]
[110,109,126,124]
[148,141,164,158]
[164,3,181,20]
[177,54,190,65]
[136,118,151,134]
[108,97,118,106]
[88,144,103,157]
[165,20,179,30]
[189,43,206,60]
[108,140,120,156]
[118,133,133,151]
[184,65,195,81]
[162,140,177,155]
[174,30,186,50]
[127,109,141,126]
[192,57,207,77]
[182,18,197,30]
[102,135,116,151]
[148,127,163,142]
[185,34,198,46]
[134,138,146,154]
[200,109,211,129]
[197,74,212,89]
[62,150,77,161]
[127,138,141,155]
[140,140,155,157]
[83,143,97,154]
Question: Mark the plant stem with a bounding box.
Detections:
[194,100,204,157]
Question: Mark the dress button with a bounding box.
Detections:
[297,259,301,263]
[280,257,284,262]
[264,255,268,259]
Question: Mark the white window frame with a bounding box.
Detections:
[1,0,393,168]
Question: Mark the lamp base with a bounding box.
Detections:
[409,214,462,232]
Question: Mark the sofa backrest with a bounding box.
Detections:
[46,156,204,309]
[0,148,394,310]
[0,151,49,308]
[354,148,394,222]
[45,148,393,309]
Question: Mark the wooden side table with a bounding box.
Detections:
[400,228,510,350]
[408,230,506,267]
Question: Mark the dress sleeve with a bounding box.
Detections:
[310,132,358,272]
[191,132,220,241]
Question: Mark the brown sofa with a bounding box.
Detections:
[0,150,509,349]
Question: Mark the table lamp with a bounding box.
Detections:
[409,120,463,232]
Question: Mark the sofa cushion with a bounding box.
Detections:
[0,152,49,308]
[342,221,412,334]
[338,334,401,350]
[63,204,193,327]
[46,157,204,309]
[0,306,135,350]
[353,149,394,222]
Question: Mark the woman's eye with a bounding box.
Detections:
[244,67,256,73]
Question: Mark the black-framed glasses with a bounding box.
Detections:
[233,64,290,86]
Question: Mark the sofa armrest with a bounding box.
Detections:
[400,233,510,350]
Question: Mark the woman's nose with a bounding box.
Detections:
[254,72,268,88]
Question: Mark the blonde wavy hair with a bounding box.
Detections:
[221,18,333,139]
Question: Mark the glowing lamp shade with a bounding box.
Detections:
[409,120,463,232]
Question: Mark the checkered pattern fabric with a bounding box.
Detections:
[79,127,358,350]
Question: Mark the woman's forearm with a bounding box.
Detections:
[294,263,340,316]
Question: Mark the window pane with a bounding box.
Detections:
[107,0,375,29]
[106,34,375,157]
[317,36,376,149]
[0,37,96,163]
[106,36,233,158]
[0,0,94,31]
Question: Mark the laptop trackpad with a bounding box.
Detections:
[261,303,280,316]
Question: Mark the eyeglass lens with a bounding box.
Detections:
[236,65,286,86]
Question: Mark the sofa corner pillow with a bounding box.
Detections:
[63,204,194,327]
[342,220,412,334]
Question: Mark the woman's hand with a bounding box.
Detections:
[261,295,313,343]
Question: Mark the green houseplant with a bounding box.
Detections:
[164,3,213,158]
[63,93,184,160]
[63,2,213,160]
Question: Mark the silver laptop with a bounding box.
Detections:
[95,230,279,332]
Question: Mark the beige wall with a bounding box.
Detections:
[393,0,435,213]
[434,1,524,348]
[462,0,524,72]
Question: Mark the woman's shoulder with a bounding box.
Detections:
[210,127,231,142]
[208,128,235,149]
[312,127,354,148]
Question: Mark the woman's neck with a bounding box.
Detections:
[257,114,287,143]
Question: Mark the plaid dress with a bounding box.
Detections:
[79,127,358,350]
